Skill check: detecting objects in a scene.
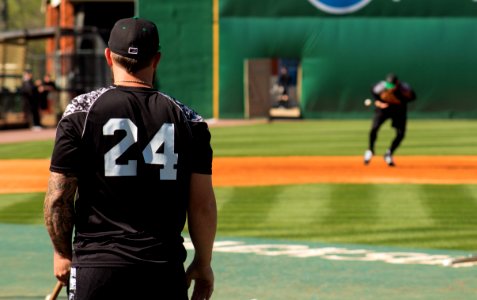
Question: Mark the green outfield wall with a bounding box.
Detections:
[138,0,214,117]
[140,0,477,119]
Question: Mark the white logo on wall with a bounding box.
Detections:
[308,0,372,14]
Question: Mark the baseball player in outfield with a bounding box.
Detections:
[364,73,416,166]
[44,17,217,300]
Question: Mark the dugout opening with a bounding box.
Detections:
[244,58,302,119]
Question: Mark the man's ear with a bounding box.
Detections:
[104,48,113,67]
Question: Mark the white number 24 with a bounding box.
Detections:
[103,118,178,180]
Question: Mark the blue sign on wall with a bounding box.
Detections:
[308,0,371,14]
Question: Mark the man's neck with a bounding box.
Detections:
[113,66,153,88]
[114,78,153,88]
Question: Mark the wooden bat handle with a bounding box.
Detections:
[50,281,63,300]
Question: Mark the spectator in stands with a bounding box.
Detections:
[38,73,57,113]
[21,70,42,130]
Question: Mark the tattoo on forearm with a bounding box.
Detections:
[44,172,78,258]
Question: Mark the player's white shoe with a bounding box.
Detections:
[384,149,395,167]
[363,150,373,165]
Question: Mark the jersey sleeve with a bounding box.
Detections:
[399,82,416,102]
[157,93,213,175]
[371,81,386,100]
[49,115,84,174]
[189,120,213,175]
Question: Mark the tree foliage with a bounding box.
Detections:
[4,0,45,57]
[6,0,44,30]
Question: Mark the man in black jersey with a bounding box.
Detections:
[363,73,416,167]
[44,17,217,300]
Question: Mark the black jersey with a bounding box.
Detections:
[372,81,416,105]
[50,85,213,267]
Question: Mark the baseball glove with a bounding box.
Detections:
[379,89,401,105]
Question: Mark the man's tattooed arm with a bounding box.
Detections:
[44,171,78,259]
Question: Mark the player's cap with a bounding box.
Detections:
[108,17,160,60]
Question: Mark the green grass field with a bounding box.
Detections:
[1,119,477,299]
[1,119,476,251]
[1,119,476,159]
[210,119,477,156]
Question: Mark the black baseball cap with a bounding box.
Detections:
[386,73,398,84]
[108,17,160,60]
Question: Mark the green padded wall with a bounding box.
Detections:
[298,18,477,119]
[139,0,214,118]
[219,0,477,119]
[140,0,477,119]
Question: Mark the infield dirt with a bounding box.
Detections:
[0,155,476,194]
[1,126,476,193]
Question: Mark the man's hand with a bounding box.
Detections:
[186,173,217,299]
[53,252,71,285]
[375,100,389,109]
[186,259,214,300]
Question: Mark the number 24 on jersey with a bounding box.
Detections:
[103,118,178,180]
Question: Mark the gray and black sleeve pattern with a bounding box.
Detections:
[62,87,114,118]
[51,87,114,174]
[163,93,213,174]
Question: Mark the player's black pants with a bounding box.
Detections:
[69,263,188,300]
[369,107,407,154]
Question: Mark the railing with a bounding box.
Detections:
[0,90,28,128]
[0,51,110,129]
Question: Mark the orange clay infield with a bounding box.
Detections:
[0,156,476,194]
